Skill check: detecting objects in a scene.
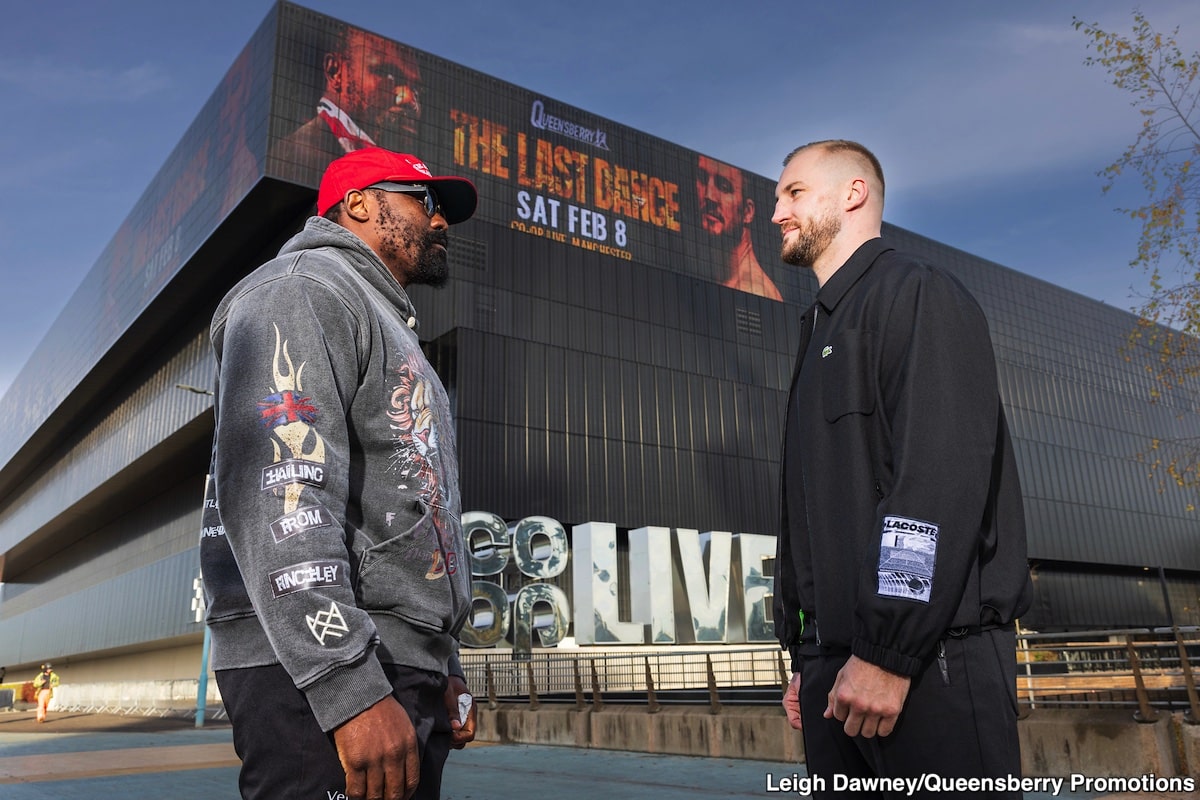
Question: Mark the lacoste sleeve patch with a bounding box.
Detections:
[876,515,938,603]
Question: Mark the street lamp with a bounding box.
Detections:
[176,380,215,727]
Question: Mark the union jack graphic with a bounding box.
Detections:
[258,391,319,429]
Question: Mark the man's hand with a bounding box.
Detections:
[446,674,476,749]
[782,671,803,731]
[824,655,911,738]
[333,695,419,800]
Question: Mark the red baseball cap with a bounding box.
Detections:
[317,148,477,223]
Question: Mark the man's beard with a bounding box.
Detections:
[408,229,449,287]
[699,199,729,237]
[699,210,742,264]
[375,198,450,287]
[781,209,840,269]
[371,111,420,153]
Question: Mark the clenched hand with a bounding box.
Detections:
[445,674,476,749]
[333,695,420,800]
[824,655,911,738]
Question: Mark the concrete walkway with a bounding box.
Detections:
[0,711,1192,798]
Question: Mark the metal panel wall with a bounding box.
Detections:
[2,2,1200,668]
[0,549,201,666]
[0,325,212,558]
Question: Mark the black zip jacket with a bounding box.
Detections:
[774,238,1032,676]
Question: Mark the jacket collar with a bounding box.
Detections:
[815,237,893,315]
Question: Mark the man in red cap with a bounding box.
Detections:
[201,147,478,800]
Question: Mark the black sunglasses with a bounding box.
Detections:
[367,182,442,218]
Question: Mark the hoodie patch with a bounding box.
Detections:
[307,601,350,645]
[269,560,345,599]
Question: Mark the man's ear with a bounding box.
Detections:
[742,197,756,226]
[323,53,342,91]
[845,177,869,213]
[343,189,371,223]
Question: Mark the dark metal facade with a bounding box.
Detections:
[0,2,1196,668]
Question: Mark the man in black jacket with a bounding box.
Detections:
[771,140,1032,796]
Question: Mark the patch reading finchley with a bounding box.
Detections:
[269,560,345,598]
[876,515,938,603]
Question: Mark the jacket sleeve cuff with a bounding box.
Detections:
[302,652,394,733]
[447,650,465,680]
[851,637,923,677]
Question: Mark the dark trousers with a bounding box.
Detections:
[799,629,1022,799]
[217,663,452,800]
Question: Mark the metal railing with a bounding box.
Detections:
[459,628,1200,721]
[1016,627,1200,721]
[33,679,226,721]
[458,646,787,712]
[22,628,1200,722]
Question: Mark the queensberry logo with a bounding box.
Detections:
[270,505,332,543]
[530,100,609,150]
[269,560,345,598]
[261,459,327,491]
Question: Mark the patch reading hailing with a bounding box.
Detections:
[260,459,327,492]
[876,515,938,603]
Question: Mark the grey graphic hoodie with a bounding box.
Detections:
[200,216,470,732]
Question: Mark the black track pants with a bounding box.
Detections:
[799,629,1022,799]
[217,662,453,800]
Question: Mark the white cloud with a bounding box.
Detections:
[0,59,170,103]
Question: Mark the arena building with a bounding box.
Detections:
[0,2,1197,693]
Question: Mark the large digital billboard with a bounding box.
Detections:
[266,4,806,306]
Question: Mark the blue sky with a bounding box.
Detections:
[1,0,1198,401]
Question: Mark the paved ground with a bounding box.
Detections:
[0,710,1194,798]
[0,709,224,735]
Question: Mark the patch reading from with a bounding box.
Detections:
[269,560,345,598]
[270,505,333,544]
[877,515,938,603]
[307,601,350,645]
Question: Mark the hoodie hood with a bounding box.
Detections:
[280,216,420,330]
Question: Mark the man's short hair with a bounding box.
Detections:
[322,201,345,223]
[784,139,885,200]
